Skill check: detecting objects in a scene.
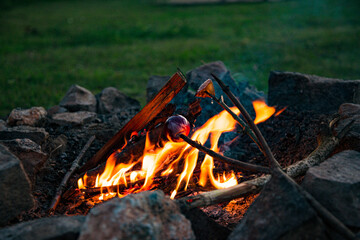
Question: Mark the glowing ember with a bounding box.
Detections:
[78,100,285,201]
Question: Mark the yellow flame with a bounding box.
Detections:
[253,99,276,124]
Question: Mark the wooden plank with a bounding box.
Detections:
[78,71,187,173]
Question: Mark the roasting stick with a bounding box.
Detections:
[211,74,355,239]
[49,135,96,213]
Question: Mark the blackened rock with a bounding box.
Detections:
[302,150,360,228]
[79,190,195,240]
[333,103,360,152]
[0,144,34,226]
[51,111,97,126]
[268,71,360,114]
[183,208,231,240]
[97,87,140,114]
[146,75,171,102]
[0,138,48,182]
[228,173,334,240]
[0,215,85,240]
[7,107,47,127]
[0,126,49,145]
[60,85,96,112]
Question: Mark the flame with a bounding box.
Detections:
[253,100,276,124]
[78,100,285,201]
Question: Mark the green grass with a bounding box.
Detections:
[1,0,360,116]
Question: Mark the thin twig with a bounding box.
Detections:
[49,135,96,213]
[179,134,270,174]
[206,92,262,150]
[211,73,281,169]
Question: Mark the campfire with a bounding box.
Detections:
[1,62,359,240]
[64,72,286,207]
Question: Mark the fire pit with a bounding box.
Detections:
[0,62,359,240]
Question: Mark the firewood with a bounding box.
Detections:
[49,135,96,213]
[78,71,187,173]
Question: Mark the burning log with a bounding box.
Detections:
[78,71,187,173]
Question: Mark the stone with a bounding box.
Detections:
[0,126,49,145]
[0,215,85,240]
[79,190,195,240]
[182,208,230,240]
[47,105,67,117]
[333,103,360,152]
[0,120,6,131]
[146,75,171,102]
[228,173,335,240]
[51,111,97,126]
[268,71,360,114]
[0,139,48,181]
[6,107,47,127]
[302,150,360,228]
[96,87,140,114]
[60,84,96,112]
[0,144,34,226]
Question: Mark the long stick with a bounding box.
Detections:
[177,132,339,209]
[78,71,187,173]
[179,134,270,174]
[49,135,96,213]
[211,73,281,169]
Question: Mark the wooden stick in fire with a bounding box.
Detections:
[195,79,262,151]
[78,71,187,174]
[49,135,96,213]
[209,73,355,239]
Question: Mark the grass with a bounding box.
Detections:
[1,0,359,116]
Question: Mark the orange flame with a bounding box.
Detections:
[78,100,285,201]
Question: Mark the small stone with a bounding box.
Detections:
[0,215,85,240]
[0,144,34,226]
[7,107,47,127]
[60,85,96,112]
[0,139,48,181]
[51,111,97,126]
[96,87,140,114]
[268,71,360,114]
[333,103,360,152]
[302,150,360,228]
[0,126,49,145]
[228,173,335,240]
[47,105,67,117]
[79,190,195,240]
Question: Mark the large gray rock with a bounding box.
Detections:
[302,150,360,228]
[333,103,360,152]
[228,173,335,240]
[97,87,140,114]
[79,190,195,240]
[268,71,360,114]
[0,139,48,181]
[0,215,85,240]
[51,111,97,126]
[0,126,49,145]
[7,107,47,127]
[60,85,96,112]
[0,144,34,226]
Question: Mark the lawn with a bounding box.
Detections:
[1,0,359,116]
